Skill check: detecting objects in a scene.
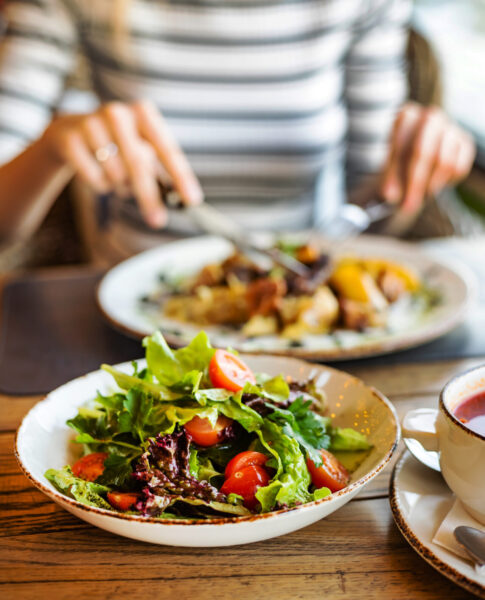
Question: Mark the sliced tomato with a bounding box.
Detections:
[107,492,140,512]
[209,349,256,392]
[224,451,269,479]
[306,449,350,493]
[220,465,270,510]
[184,414,233,447]
[72,452,108,482]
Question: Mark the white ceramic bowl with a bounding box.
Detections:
[15,355,399,547]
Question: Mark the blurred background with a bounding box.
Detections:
[0,0,484,271]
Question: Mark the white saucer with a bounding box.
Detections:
[390,451,485,598]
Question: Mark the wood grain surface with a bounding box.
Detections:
[1,358,481,599]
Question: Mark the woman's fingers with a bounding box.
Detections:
[103,102,166,228]
[82,115,127,188]
[45,102,203,228]
[381,103,476,215]
[133,99,203,206]
[401,108,446,213]
[380,103,421,204]
[426,127,460,197]
[454,134,476,180]
[62,129,110,193]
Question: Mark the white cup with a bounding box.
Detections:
[402,364,485,524]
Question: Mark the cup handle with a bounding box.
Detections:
[402,408,439,452]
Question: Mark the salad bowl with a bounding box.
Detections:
[16,353,399,547]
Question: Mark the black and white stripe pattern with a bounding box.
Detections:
[0,0,410,230]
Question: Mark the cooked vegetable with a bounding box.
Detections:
[45,331,371,519]
[360,258,420,292]
[329,262,387,309]
[151,245,432,341]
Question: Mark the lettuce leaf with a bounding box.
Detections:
[198,457,220,482]
[330,427,371,452]
[265,397,332,467]
[312,486,331,501]
[143,331,215,387]
[118,388,154,441]
[215,395,263,432]
[45,466,111,509]
[168,371,203,394]
[243,374,290,404]
[188,448,220,482]
[188,448,199,478]
[101,364,181,401]
[145,494,251,517]
[150,403,220,433]
[194,388,233,404]
[96,454,135,488]
[67,408,141,454]
[255,421,311,511]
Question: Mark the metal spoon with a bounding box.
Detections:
[316,201,395,240]
[403,437,441,472]
[454,526,485,570]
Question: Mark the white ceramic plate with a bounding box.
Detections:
[16,355,399,547]
[390,451,485,598]
[97,235,475,361]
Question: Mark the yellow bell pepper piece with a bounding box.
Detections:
[330,263,387,309]
[360,258,421,292]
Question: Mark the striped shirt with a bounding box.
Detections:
[0,0,411,235]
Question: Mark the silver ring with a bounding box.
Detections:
[95,142,118,163]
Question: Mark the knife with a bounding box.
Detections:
[185,202,312,278]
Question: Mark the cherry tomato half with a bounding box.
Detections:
[224,451,269,479]
[220,465,270,510]
[306,449,350,493]
[209,349,256,392]
[107,492,140,512]
[184,414,233,447]
[72,452,108,482]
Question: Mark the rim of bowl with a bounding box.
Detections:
[439,363,485,443]
[15,362,400,527]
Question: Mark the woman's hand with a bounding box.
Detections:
[380,103,476,214]
[42,100,203,228]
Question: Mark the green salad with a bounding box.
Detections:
[45,332,371,518]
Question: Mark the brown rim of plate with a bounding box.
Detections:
[389,452,485,599]
[95,278,469,362]
[15,365,399,527]
[439,364,485,443]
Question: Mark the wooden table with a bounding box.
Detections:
[1,357,482,600]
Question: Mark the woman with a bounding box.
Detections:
[0,0,475,261]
